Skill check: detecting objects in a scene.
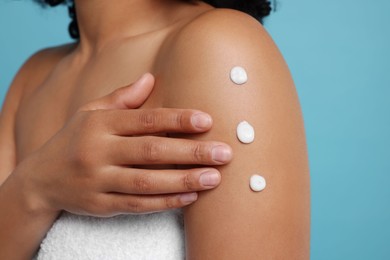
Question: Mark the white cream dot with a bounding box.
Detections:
[236,121,255,144]
[230,66,248,85]
[250,175,266,192]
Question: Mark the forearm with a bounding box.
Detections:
[0,167,58,259]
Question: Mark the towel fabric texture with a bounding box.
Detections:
[35,209,185,260]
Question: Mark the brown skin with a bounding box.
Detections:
[0,59,232,259]
[158,10,311,259]
[0,0,310,259]
[0,2,232,259]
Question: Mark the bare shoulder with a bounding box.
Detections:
[11,43,76,94]
[0,43,75,182]
[178,8,270,43]
[158,8,292,100]
[157,8,310,260]
[161,8,277,65]
[2,42,75,121]
[4,42,76,111]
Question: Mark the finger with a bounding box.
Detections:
[110,136,233,165]
[79,73,155,111]
[103,108,213,135]
[102,168,221,195]
[103,192,198,214]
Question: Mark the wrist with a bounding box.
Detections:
[12,158,59,218]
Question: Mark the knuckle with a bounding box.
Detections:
[183,173,197,191]
[133,173,154,193]
[173,111,185,130]
[192,143,208,162]
[71,113,107,167]
[72,146,94,168]
[164,196,177,209]
[139,111,158,130]
[141,138,162,163]
[125,198,142,213]
[72,141,100,169]
[81,110,102,128]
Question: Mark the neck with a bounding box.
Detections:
[74,0,183,52]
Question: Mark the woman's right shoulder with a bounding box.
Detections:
[0,43,76,179]
[11,43,76,93]
[3,43,76,114]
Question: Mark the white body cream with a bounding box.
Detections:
[250,175,266,192]
[230,66,248,85]
[237,121,255,144]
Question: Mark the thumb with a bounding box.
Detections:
[79,73,155,111]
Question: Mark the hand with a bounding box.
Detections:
[18,73,233,217]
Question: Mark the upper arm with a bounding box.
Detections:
[0,59,28,184]
[158,10,310,259]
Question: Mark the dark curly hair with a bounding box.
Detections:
[34,0,272,40]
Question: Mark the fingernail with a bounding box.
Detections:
[180,193,198,204]
[212,146,232,163]
[191,113,212,129]
[199,170,221,187]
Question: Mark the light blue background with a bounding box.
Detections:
[1,1,389,259]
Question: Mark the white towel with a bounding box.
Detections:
[35,210,185,260]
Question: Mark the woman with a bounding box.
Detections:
[0,0,310,259]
